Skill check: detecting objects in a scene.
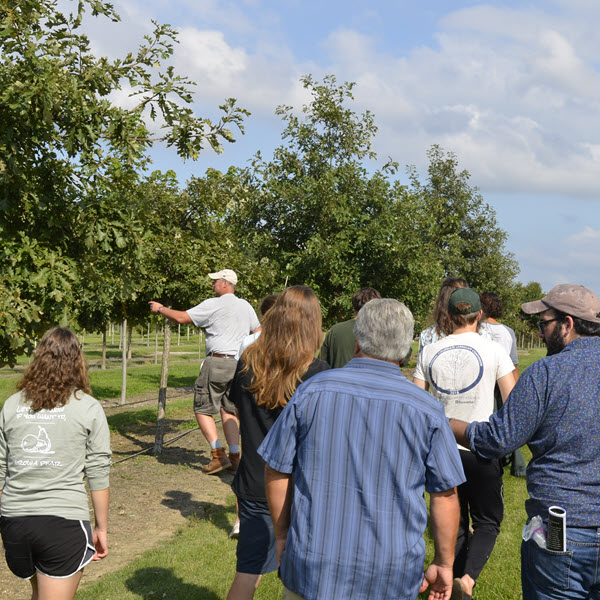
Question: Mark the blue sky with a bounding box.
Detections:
[80,0,600,296]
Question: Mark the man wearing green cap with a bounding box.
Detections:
[413,287,515,599]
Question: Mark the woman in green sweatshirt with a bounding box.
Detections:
[0,328,111,600]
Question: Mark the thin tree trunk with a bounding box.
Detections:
[154,322,159,365]
[101,327,107,370]
[147,322,150,347]
[177,323,181,346]
[118,322,122,350]
[187,325,189,341]
[154,319,172,454]
[81,330,85,350]
[127,323,133,361]
[120,318,127,405]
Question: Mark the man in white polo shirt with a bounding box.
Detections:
[150,269,260,474]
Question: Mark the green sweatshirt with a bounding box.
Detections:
[0,390,111,521]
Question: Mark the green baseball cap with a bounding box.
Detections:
[448,287,481,315]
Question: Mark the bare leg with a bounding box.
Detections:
[195,413,219,445]
[221,408,239,447]
[227,572,262,600]
[32,570,83,600]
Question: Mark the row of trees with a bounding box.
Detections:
[0,1,540,368]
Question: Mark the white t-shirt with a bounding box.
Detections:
[187,294,260,355]
[482,322,519,365]
[414,332,514,450]
[235,331,261,360]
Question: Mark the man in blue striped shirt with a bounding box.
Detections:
[259,299,466,600]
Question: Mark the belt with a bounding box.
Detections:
[208,352,237,359]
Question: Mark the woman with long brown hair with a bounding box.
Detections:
[0,328,111,600]
[226,286,329,600]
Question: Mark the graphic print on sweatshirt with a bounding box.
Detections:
[21,426,54,454]
[428,344,484,395]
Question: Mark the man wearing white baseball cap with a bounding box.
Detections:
[150,269,260,474]
[450,284,600,599]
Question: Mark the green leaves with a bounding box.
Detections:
[0,0,248,365]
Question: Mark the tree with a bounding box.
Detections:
[407,145,519,295]
[0,0,248,365]
[233,75,442,326]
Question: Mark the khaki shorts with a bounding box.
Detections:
[282,586,306,600]
[193,356,238,415]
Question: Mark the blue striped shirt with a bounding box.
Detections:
[258,357,465,600]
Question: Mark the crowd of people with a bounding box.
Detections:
[1,269,599,600]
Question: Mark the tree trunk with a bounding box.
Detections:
[154,322,159,365]
[101,327,107,370]
[154,319,172,454]
[147,322,150,347]
[120,318,127,405]
[177,323,181,346]
[127,323,133,361]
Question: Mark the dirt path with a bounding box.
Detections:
[0,393,235,599]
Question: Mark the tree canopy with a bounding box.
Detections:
[0,0,248,364]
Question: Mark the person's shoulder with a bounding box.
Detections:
[1,391,26,412]
[190,296,219,311]
[71,391,103,411]
[308,358,331,374]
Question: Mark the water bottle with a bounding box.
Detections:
[522,515,547,548]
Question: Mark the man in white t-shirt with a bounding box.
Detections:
[149,269,260,474]
[413,287,515,599]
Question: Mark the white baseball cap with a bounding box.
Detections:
[208,269,238,286]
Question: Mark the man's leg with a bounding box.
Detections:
[193,358,231,473]
[453,479,470,579]
[462,452,503,588]
[195,412,219,445]
[221,407,239,447]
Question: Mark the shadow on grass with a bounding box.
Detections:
[161,493,234,536]
[125,567,218,600]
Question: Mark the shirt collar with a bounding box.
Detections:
[344,356,404,374]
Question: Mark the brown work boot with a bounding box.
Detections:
[203,448,231,474]
[228,452,240,472]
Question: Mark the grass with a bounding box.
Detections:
[78,500,282,600]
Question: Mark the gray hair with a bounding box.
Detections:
[354,298,414,362]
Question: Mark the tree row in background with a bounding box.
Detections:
[0,2,541,367]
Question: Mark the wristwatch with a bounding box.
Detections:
[158,306,163,312]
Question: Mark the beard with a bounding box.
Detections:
[546,326,567,356]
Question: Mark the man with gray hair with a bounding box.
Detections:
[258,299,465,600]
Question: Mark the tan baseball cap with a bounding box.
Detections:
[208,269,238,286]
[521,284,600,323]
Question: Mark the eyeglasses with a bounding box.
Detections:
[537,318,562,333]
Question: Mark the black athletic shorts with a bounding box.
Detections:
[0,515,95,579]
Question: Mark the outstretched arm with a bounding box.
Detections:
[419,488,460,600]
[148,301,193,324]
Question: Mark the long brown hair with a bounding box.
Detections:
[432,277,468,336]
[242,285,322,410]
[17,328,91,411]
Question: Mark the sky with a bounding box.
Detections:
[77,0,600,295]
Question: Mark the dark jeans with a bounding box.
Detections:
[454,449,504,582]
